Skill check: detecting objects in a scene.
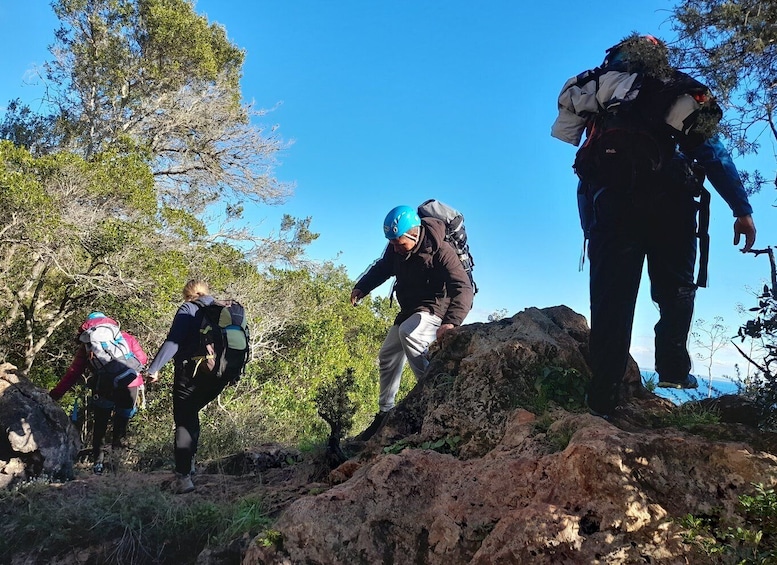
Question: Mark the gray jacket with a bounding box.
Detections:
[551,68,641,146]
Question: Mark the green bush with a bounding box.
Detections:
[679,483,777,563]
[533,366,588,412]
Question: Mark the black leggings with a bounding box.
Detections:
[172,365,229,474]
[92,385,139,463]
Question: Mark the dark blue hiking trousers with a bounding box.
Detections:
[585,171,699,413]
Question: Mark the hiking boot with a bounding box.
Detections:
[173,473,195,495]
[587,406,612,421]
[92,462,104,475]
[585,393,616,419]
[657,374,699,390]
[354,411,390,442]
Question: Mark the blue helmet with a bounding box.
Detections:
[383,205,421,240]
[87,311,106,320]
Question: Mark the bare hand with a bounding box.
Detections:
[436,323,455,340]
[734,215,756,252]
[147,371,159,383]
[350,289,365,306]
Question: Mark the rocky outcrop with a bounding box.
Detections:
[244,306,777,565]
[0,363,80,487]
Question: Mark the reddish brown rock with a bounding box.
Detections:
[243,306,777,565]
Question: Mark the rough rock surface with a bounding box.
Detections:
[244,306,777,565]
[0,363,80,487]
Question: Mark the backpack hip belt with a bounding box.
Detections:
[112,367,138,388]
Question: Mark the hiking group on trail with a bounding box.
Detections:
[50,280,251,494]
[48,32,758,489]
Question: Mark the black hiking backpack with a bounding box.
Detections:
[573,69,722,186]
[191,299,250,383]
[417,199,478,294]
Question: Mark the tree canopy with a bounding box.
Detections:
[671,0,777,191]
[0,0,328,377]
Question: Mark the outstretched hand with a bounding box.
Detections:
[436,323,455,340]
[350,289,364,306]
[733,215,756,253]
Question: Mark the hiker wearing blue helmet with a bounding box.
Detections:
[350,205,473,441]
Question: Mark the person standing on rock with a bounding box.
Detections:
[551,34,756,417]
[350,205,473,440]
[146,279,228,494]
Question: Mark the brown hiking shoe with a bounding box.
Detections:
[657,374,699,389]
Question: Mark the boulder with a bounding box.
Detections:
[696,393,761,427]
[243,306,777,565]
[0,363,80,487]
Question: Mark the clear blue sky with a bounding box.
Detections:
[1,1,775,382]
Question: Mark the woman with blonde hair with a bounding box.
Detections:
[147,279,229,494]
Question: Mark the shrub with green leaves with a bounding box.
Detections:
[679,483,777,563]
[315,368,358,448]
[534,366,588,412]
[736,275,777,429]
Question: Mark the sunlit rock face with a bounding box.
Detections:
[244,306,777,565]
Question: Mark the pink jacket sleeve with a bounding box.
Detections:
[124,332,148,365]
[49,346,88,400]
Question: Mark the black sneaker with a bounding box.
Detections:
[587,407,612,421]
[657,374,699,390]
[585,394,615,419]
[354,411,389,442]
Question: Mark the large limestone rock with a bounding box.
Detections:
[0,363,80,487]
[244,306,777,565]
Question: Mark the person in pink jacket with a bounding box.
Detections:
[50,312,147,474]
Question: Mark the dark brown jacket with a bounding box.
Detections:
[355,217,473,326]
